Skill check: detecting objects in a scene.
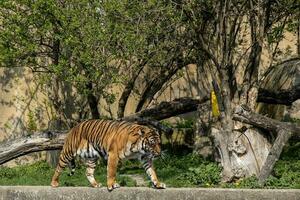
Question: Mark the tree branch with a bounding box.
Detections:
[135,56,187,112]
[233,105,300,134]
[257,88,300,105]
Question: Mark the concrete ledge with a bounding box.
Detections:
[0,186,299,200]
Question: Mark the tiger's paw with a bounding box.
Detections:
[153,182,166,189]
[51,180,59,188]
[107,183,120,192]
[91,182,102,188]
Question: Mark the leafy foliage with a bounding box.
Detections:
[0,0,196,119]
[175,119,195,129]
[26,110,38,133]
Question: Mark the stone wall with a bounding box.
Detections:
[0,186,299,200]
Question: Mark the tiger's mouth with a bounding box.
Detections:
[152,151,161,157]
[147,149,161,159]
[141,149,160,158]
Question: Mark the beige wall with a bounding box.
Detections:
[0,67,50,142]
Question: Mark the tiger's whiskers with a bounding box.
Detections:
[159,151,169,167]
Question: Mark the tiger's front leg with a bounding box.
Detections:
[142,157,166,189]
[107,152,120,191]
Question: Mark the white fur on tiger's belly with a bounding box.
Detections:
[77,145,100,159]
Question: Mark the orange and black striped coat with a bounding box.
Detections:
[51,119,166,191]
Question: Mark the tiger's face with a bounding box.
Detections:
[139,127,161,158]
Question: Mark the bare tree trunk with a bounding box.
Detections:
[257,87,300,105]
[126,97,208,121]
[135,58,185,112]
[233,105,300,133]
[86,82,100,119]
[213,68,236,181]
[46,120,68,167]
[297,19,300,57]
[117,66,144,118]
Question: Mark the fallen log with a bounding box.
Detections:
[233,105,299,184]
[257,58,300,105]
[0,131,66,165]
[123,96,209,135]
[123,96,209,121]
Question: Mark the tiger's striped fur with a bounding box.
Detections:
[51,119,166,191]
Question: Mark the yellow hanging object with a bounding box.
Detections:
[211,90,220,117]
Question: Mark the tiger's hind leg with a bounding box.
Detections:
[51,153,72,187]
[85,158,101,188]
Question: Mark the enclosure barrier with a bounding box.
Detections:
[0,186,299,200]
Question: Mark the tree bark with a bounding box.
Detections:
[233,105,300,134]
[257,88,300,105]
[297,19,300,57]
[258,129,292,184]
[86,82,100,119]
[46,120,68,167]
[126,96,209,121]
[0,131,66,165]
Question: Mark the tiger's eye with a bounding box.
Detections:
[149,139,155,146]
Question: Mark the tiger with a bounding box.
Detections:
[51,119,166,191]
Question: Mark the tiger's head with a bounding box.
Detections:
[134,126,161,158]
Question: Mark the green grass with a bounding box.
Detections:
[0,142,299,188]
[0,160,136,187]
[154,154,221,187]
